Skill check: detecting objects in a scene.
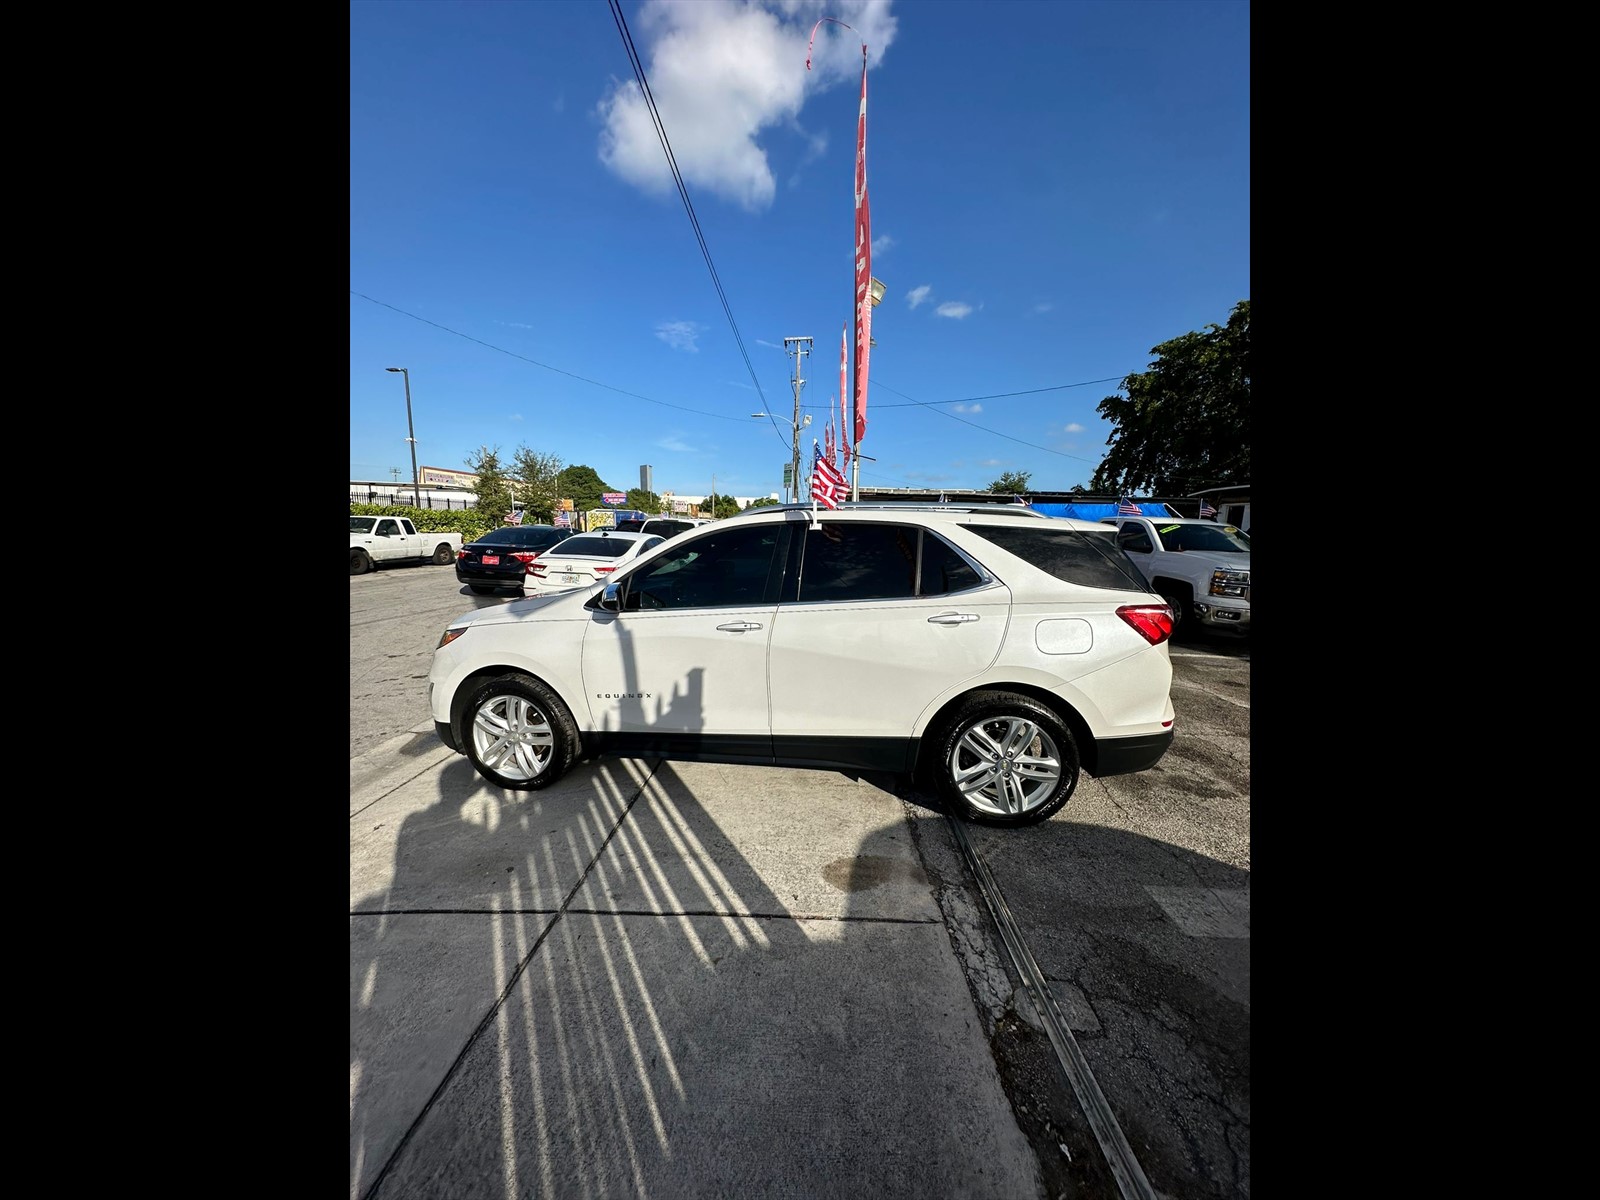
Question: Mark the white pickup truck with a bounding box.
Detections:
[1101,515,1250,636]
[350,516,463,575]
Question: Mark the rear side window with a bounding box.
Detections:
[966,526,1148,590]
[795,523,982,602]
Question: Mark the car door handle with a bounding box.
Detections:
[927,612,979,624]
[715,621,763,632]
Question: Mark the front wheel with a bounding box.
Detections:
[461,674,579,790]
[431,543,456,565]
[931,691,1078,826]
[350,549,373,576]
[1159,583,1193,639]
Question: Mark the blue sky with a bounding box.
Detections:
[351,0,1249,501]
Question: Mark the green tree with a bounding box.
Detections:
[1089,300,1250,496]
[743,496,781,510]
[701,492,740,520]
[510,447,564,524]
[626,487,663,515]
[464,445,515,521]
[988,469,1032,494]
[558,464,614,513]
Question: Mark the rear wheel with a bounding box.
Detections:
[461,674,579,790]
[431,543,455,565]
[931,691,1078,826]
[350,549,372,575]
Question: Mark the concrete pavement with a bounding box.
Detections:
[351,728,1045,1199]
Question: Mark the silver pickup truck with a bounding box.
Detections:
[1101,515,1250,636]
[350,516,463,575]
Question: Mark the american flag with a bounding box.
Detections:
[1199,498,1217,518]
[504,509,524,525]
[825,418,835,467]
[1117,496,1141,516]
[1013,493,1028,506]
[811,445,847,510]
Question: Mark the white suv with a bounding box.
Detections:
[427,503,1176,826]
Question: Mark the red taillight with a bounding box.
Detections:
[594,566,616,574]
[529,563,547,576]
[1117,604,1174,646]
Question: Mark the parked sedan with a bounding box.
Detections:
[525,530,665,595]
[455,525,573,594]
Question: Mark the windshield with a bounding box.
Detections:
[350,517,376,533]
[1157,524,1250,553]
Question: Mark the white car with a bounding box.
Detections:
[523,530,665,596]
[427,503,1176,826]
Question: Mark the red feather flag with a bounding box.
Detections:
[852,52,871,449]
[839,323,850,473]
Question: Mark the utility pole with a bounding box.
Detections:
[385,367,421,506]
[783,336,813,503]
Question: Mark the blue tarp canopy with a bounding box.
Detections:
[1024,502,1175,521]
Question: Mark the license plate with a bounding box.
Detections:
[561,573,580,584]
[482,554,500,565]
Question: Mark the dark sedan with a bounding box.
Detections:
[454,525,574,594]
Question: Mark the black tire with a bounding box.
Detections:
[431,542,455,565]
[931,691,1078,826]
[460,673,579,790]
[1158,582,1193,639]
[350,549,373,576]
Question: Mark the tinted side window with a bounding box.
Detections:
[966,526,1148,590]
[797,523,921,602]
[376,519,399,536]
[920,532,983,596]
[621,526,784,611]
[1116,526,1153,554]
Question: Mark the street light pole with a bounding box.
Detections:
[783,337,813,503]
[385,367,421,506]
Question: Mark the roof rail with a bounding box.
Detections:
[737,501,1050,519]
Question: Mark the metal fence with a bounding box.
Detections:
[350,488,479,510]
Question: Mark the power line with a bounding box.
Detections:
[349,291,754,422]
[351,289,1148,478]
[607,0,789,453]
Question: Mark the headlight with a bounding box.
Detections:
[1209,569,1250,599]
[438,627,468,649]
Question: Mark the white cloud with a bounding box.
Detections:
[952,403,983,414]
[906,285,931,309]
[1063,422,1085,434]
[597,1,899,213]
[871,233,894,256]
[756,338,784,350]
[980,458,1003,467]
[935,302,973,319]
[657,434,696,452]
[655,320,704,351]
[1033,301,1053,314]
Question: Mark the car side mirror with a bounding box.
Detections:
[598,582,622,611]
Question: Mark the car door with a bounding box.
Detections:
[370,518,406,563]
[579,523,790,760]
[1113,519,1157,585]
[766,520,1009,768]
